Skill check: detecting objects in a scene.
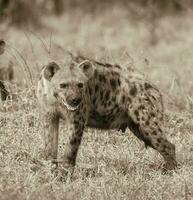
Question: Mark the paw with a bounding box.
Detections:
[44,150,56,161]
[163,159,177,172]
[44,153,53,160]
[52,163,74,182]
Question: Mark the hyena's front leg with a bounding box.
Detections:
[43,113,59,160]
[62,113,85,169]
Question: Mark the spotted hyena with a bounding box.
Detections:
[37,57,177,172]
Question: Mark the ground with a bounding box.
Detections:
[0,6,193,200]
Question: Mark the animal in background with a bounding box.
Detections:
[0,39,14,102]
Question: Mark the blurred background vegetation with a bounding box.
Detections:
[0,0,192,28]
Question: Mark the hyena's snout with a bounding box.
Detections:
[67,95,82,107]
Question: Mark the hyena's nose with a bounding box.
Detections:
[70,98,81,107]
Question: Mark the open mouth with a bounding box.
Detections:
[54,93,79,111]
[61,99,79,111]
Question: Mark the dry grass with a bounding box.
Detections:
[1,6,193,200]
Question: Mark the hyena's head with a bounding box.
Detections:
[41,60,94,111]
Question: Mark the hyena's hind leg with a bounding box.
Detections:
[127,100,177,170]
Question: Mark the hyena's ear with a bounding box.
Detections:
[78,60,94,78]
[42,62,60,81]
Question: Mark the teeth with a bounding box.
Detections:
[61,99,78,111]
[67,105,78,111]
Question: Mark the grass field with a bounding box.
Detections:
[1,5,193,200]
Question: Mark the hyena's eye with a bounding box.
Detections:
[77,83,84,88]
[60,83,68,89]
